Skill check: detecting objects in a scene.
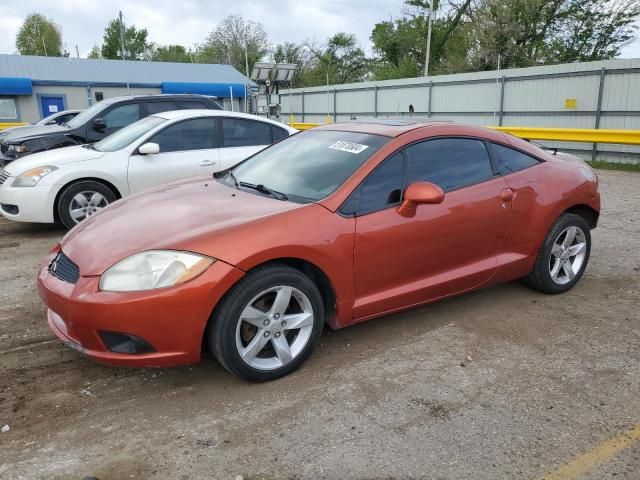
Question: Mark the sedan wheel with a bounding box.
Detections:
[208,264,324,382]
[68,191,110,224]
[57,180,118,229]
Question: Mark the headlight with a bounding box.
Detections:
[99,250,214,292]
[13,166,58,187]
[8,144,28,154]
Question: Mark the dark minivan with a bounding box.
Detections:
[0,94,221,165]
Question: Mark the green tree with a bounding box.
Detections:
[87,45,102,59]
[16,13,64,56]
[196,14,268,74]
[100,17,151,60]
[302,33,369,86]
[151,44,193,63]
[468,0,640,70]
[370,0,473,79]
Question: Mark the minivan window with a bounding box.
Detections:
[405,138,493,191]
[146,101,178,115]
[229,130,389,203]
[103,104,140,129]
[94,116,166,152]
[66,100,109,129]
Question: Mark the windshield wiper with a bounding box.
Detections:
[238,181,288,201]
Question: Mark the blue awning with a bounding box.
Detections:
[161,82,246,98]
[0,77,32,95]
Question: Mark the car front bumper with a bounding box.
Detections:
[38,249,245,368]
[0,182,60,223]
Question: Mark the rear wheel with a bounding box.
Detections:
[208,264,324,382]
[57,180,117,229]
[524,213,591,294]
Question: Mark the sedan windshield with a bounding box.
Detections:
[93,116,167,152]
[229,130,389,203]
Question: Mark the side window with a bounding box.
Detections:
[149,118,217,153]
[272,125,289,142]
[405,138,493,191]
[177,101,207,109]
[342,153,404,216]
[102,104,140,129]
[146,101,178,115]
[491,143,540,174]
[222,118,272,147]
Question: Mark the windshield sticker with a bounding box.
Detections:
[328,141,369,154]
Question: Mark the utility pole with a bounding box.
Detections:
[118,10,126,60]
[424,1,434,77]
[244,45,250,113]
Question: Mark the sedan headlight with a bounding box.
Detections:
[99,250,214,292]
[8,144,28,154]
[13,166,58,187]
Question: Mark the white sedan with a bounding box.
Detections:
[0,110,297,229]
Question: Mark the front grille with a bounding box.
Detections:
[0,171,9,186]
[49,252,80,284]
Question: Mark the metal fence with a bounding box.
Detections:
[280,58,640,164]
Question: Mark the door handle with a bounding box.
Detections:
[500,188,514,202]
[200,160,215,167]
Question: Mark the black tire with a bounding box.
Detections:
[57,180,117,229]
[208,263,325,382]
[524,213,591,294]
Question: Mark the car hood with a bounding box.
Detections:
[4,145,104,176]
[2,124,69,143]
[61,177,304,276]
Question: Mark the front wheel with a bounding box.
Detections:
[57,180,117,229]
[208,264,324,382]
[524,213,591,294]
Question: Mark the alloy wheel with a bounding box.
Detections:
[549,226,587,285]
[68,191,109,224]
[235,285,314,371]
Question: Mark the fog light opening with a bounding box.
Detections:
[99,331,156,354]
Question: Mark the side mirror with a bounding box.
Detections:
[93,118,106,130]
[398,181,445,217]
[138,142,160,155]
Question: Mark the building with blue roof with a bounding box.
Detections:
[0,54,253,124]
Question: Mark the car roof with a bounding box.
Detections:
[314,118,508,140]
[313,118,453,137]
[150,110,298,131]
[101,93,216,105]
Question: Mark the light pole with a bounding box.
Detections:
[424,1,434,77]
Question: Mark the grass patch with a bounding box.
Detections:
[586,160,640,172]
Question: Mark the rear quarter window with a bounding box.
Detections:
[491,143,541,174]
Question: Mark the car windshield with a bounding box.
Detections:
[66,101,110,129]
[93,116,167,152]
[229,130,390,203]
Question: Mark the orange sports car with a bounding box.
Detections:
[38,120,600,381]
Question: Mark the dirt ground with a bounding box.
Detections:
[0,170,638,480]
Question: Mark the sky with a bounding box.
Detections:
[0,0,407,57]
[0,0,639,59]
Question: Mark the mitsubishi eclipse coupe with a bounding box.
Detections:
[38,120,600,382]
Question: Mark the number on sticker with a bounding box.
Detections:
[328,141,369,154]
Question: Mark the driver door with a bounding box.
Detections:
[127,117,219,193]
[350,138,511,320]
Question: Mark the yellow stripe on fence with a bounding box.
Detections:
[492,126,640,145]
[0,122,27,131]
[286,119,640,145]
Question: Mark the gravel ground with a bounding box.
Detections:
[0,170,638,480]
